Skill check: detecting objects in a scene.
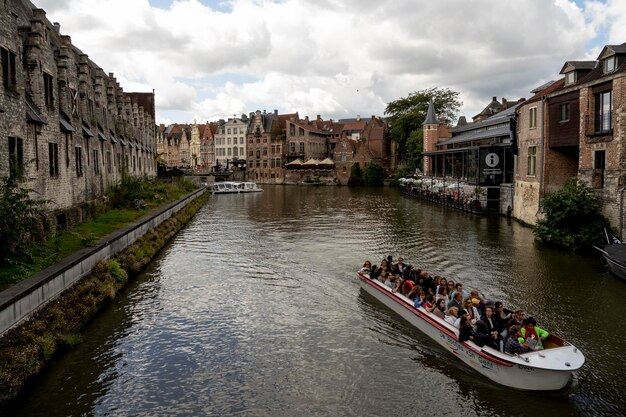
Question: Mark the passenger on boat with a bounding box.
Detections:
[359,261,372,274]
[407,285,422,301]
[384,273,395,289]
[435,285,448,303]
[464,298,481,325]
[447,292,464,310]
[519,317,549,350]
[458,314,474,343]
[506,309,526,330]
[504,325,529,355]
[392,276,403,293]
[481,306,502,342]
[369,265,381,280]
[494,301,511,334]
[446,280,456,303]
[435,276,448,296]
[380,259,391,274]
[470,290,486,316]
[396,257,407,274]
[428,298,447,320]
[402,279,414,296]
[472,320,499,350]
[451,283,469,299]
[444,307,459,326]
[414,291,428,308]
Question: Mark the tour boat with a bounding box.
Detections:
[212,182,263,194]
[357,272,585,390]
[240,182,263,193]
[212,182,242,194]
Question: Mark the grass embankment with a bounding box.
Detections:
[0,177,196,287]
[0,190,209,407]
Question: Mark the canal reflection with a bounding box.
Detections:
[7,185,625,417]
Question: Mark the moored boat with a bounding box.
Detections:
[357,272,585,390]
[212,181,241,194]
[595,230,626,282]
[240,182,263,193]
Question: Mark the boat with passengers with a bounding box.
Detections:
[357,271,585,390]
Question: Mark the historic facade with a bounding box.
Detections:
[1,0,156,222]
[214,116,248,169]
[513,43,626,235]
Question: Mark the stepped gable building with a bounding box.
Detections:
[513,43,626,233]
[246,109,284,183]
[423,97,524,212]
[1,0,156,224]
[198,121,217,168]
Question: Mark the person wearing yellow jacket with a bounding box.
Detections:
[517,317,549,350]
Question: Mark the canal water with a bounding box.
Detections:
[9,186,626,416]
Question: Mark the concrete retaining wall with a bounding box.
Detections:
[0,187,207,336]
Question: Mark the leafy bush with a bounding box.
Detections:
[348,163,364,186]
[0,172,48,266]
[108,259,127,283]
[363,162,385,186]
[533,178,610,250]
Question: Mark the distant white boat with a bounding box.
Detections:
[211,182,263,194]
[357,272,585,390]
[240,182,263,193]
[212,182,241,194]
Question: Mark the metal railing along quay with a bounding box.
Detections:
[400,186,499,214]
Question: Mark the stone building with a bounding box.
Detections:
[214,115,248,169]
[199,122,217,169]
[513,43,626,235]
[246,110,285,183]
[1,0,156,224]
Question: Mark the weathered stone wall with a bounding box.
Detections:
[579,75,626,236]
[0,0,157,218]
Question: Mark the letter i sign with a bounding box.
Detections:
[485,153,499,167]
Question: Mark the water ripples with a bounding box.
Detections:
[9,186,625,417]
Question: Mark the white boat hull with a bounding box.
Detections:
[358,273,584,390]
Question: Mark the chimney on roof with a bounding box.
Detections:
[53,22,61,34]
[317,114,321,121]
[274,109,278,115]
[304,116,309,123]
[502,98,507,108]
[356,114,360,121]
[492,96,497,102]
[371,115,375,119]
[263,110,266,114]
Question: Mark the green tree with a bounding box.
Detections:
[348,162,364,186]
[533,178,610,251]
[385,87,461,172]
[363,162,384,186]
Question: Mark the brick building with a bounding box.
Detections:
[1,0,156,224]
[513,43,626,234]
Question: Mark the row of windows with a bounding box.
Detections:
[528,90,612,131]
[225,128,245,135]
[215,147,244,157]
[215,137,244,145]
[8,137,150,179]
[247,158,283,168]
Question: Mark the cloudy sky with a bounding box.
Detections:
[34,0,626,125]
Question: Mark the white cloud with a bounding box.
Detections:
[35,0,615,124]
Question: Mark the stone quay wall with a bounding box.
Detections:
[0,187,207,336]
